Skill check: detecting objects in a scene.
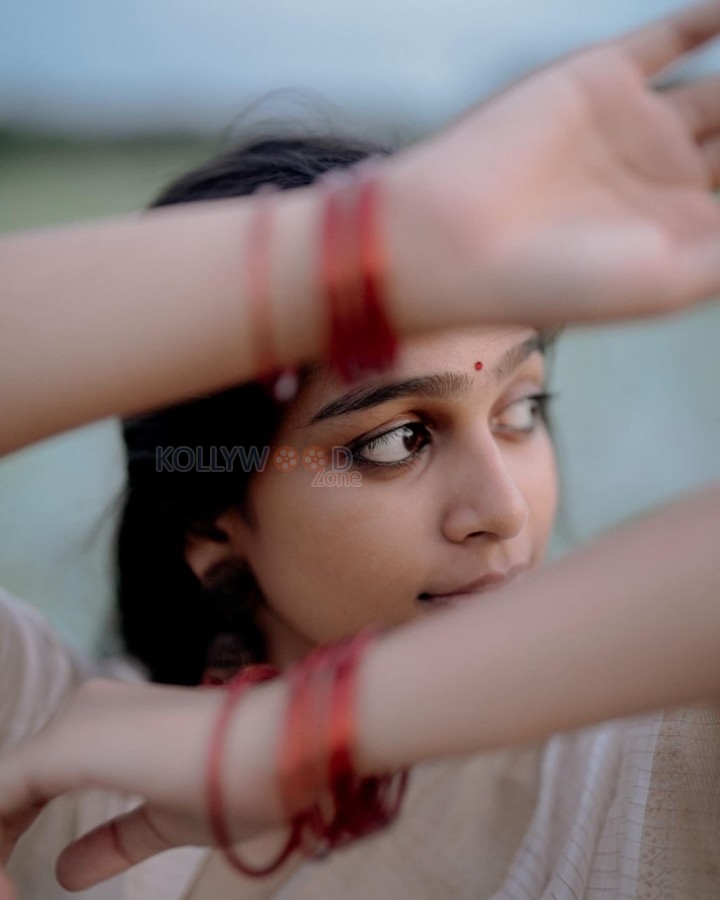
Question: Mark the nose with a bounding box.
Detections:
[440,432,529,543]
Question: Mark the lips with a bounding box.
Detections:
[418,564,528,605]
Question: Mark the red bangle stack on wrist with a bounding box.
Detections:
[280,627,407,857]
[321,167,398,384]
[204,627,408,878]
[255,162,398,406]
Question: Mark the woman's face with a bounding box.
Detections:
[187,326,558,668]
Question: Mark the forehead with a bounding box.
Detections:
[285,325,538,426]
[390,326,535,371]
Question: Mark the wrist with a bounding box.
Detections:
[380,148,504,336]
[269,187,329,368]
[252,149,504,385]
[216,628,408,875]
[268,167,402,384]
[222,677,289,831]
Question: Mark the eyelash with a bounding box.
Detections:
[348,392,554,472]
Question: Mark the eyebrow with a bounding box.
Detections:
[304,334,544,426]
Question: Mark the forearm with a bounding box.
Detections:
[1,488,719,887]
[356,482,720,771]
[0,193,314,455]
[0,168,453,456]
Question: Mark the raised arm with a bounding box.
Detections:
[2,1,720,455]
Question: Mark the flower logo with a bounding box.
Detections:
[272,446,299,472]
[301,446,327,472]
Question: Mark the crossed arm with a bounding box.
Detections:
[1,3,719,454]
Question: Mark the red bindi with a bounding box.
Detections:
[474,361,484,371]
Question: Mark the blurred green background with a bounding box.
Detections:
[0,131,209,229]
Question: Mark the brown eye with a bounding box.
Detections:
[351,423,430,468]
[492,393,551,434]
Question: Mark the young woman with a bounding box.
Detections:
[0,4,719,898]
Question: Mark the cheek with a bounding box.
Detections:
[253,472,370,565]
[246,472,419,640]
[522,434,559,547]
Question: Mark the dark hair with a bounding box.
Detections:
[117,135,389,685]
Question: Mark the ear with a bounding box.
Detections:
[183,509,248,582]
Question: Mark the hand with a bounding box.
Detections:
[0,678,287,895]
[387,1,720,329]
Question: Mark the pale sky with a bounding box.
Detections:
[2,0,718,135]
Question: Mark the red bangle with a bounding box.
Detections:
[205,662,305,877]
[204,628,408,879]
[354,172,398,376]
[251,164,397,406]
[280,627,408,857]
[246,184,301,406]
[322,167,398,383]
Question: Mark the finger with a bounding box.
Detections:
[619,2,720,77]
[56,806,175,891]
[666,73,720,139]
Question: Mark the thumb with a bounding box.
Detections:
[56,806,176,891]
